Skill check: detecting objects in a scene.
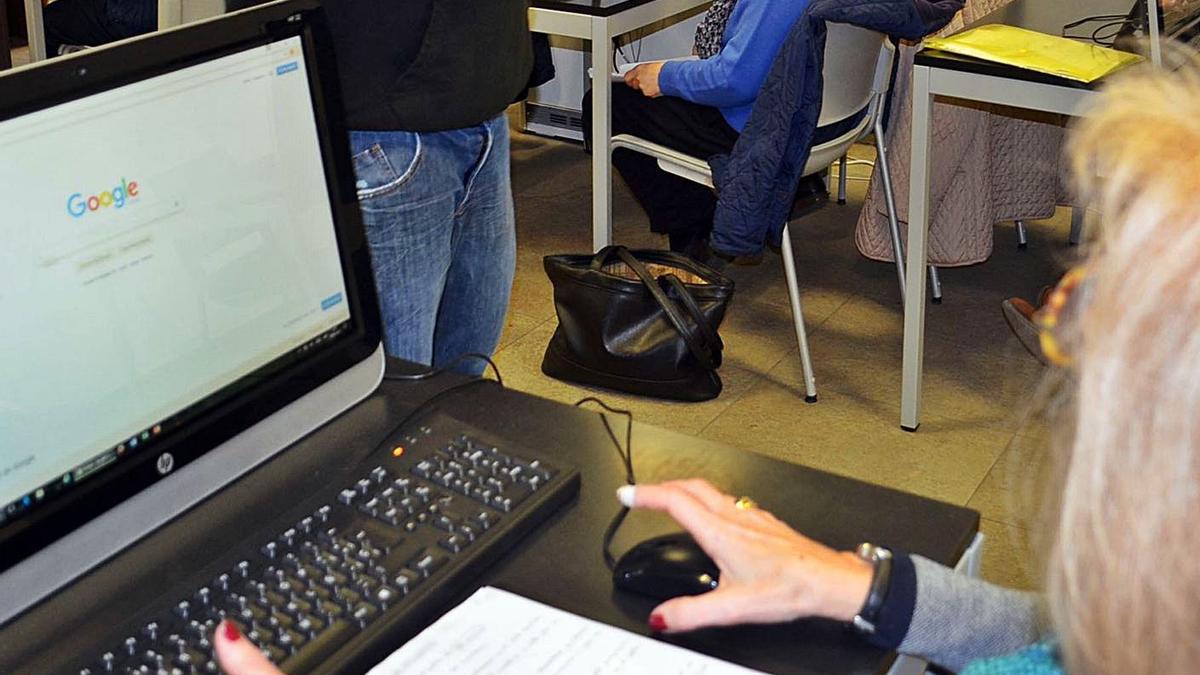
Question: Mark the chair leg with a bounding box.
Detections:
[837,155,848,205]
[873,125,907,303]
[780,224,818,403]
[929,265,943,304]
[1069,207,1084,246]
[1015,220,1029,249]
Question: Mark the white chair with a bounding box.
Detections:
[612,23,912,403]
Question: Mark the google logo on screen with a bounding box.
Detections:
[67,178,140,218]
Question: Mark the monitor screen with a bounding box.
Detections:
[0,36,352,535]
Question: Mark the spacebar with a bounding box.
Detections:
[278,620,358,674]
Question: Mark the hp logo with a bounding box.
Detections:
[156,453,175,475]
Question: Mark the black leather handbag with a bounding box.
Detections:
[541,246,735,402]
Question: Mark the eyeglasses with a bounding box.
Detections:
[1035,265,1088,368]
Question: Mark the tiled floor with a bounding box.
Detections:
[504,125,1073,591]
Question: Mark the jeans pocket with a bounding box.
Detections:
[350,132,422,201]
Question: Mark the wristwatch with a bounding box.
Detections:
[850,542,893,635]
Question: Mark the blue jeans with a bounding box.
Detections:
[349,114,516,376]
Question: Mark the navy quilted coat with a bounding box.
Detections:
[708,0,965,256]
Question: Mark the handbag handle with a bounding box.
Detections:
[660,273,724,368]
[607,247,723,370]
[588,245,627,270]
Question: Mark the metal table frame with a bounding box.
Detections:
[899,65,1097,430]
[529,0,711,251]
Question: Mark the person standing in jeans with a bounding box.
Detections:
[234,0,533,376]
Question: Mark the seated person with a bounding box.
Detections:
[604,68,1200,674]
[215,60,1200,674]
[43,0,156,56]
[584,0,821,261]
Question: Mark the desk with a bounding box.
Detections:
[898,0,1141,430]
[0,359,982,674]
[530,0,712,251]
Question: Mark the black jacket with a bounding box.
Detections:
[234,0,535,131]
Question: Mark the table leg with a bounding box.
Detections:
[158,0,182,31]
[24,0,45,61]
[589,16,613,252]
[900,64,933,431]
[1,0,11,71]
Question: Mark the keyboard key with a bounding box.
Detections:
[439,534,468,553]
[369,466,388,483]
[373,585,399,607]
[318,600,345,620]
[474,511,496,529]
[412,460,435,479]
[278,619,357,673]
[296,613,325,637]
[355,479,373,495]
[334,587,361,607]
[351,602,378,627]
[276,628,307,651]
[338,489,358,505]
[409,548,448,577]
[393,569,421,594]
[315,505,333,522]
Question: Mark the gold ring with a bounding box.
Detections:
[734,496,758,511]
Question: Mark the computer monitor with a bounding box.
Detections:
[0,0,383,622]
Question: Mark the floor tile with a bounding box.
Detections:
[496,311,548,354]
[967,430,1060,530]
[700,377,1013,506]
[978,518,1041,591]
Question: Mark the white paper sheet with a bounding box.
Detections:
[367,587,763,675]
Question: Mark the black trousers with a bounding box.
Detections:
[583,84,739,249]
[43,0,155,56]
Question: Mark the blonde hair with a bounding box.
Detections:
[1049,58,1200,674]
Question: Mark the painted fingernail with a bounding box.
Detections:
[616,485,636,508]
[649,613,668,632]
[222,620,241,642]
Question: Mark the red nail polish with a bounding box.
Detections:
[649,613,667,632]
[223,620,241,642]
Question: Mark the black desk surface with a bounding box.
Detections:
[0,361,978,674]
[530,0,695,18]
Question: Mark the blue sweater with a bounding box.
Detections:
[658,0,812,131]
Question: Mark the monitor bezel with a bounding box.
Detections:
[0,1,382,574]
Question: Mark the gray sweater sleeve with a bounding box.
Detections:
[897,555,1051,673]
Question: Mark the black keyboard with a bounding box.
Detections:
[75,414,580,675]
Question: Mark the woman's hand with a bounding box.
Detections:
[624,62,665,98]
[214,621,285,675]
[618,480,874,633]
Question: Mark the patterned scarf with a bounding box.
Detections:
[693,0,739,59]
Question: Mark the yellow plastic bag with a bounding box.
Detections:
[924,24,1144,83]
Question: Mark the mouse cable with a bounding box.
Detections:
[384,353,503,388]
[573,396,635,570]
[573,397,634,484]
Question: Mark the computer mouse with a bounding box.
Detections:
[612,532,720,600]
